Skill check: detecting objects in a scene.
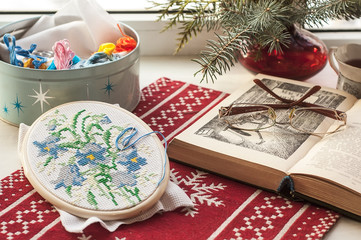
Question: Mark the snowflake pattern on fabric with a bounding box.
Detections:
[170,168,226,217]
[26,103,164,211]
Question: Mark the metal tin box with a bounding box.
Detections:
[0,17,140,126]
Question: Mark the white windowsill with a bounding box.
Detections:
[1,13,361,56]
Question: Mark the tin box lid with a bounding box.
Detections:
[21,101,169,220]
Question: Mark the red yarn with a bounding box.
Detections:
[114,24,137,53]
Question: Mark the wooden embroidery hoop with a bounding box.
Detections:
[20,101,170,220]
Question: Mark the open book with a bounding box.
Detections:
[168,74,361,220]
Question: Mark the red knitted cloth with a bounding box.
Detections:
[0,77,339,240]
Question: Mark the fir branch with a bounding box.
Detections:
[150,0,218,32]
[192,1,295,82]
[175,8,219,53]
[193,27,252,83]
[257,22,291,54]
[303,0,361,27]
[217,1,248,29]
[153,0,361,82]
[247,1,294,30]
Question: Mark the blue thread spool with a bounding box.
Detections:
[0,17,140,126]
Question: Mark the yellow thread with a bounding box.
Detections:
[97,43,115,55]
[23,58,48,69]
[131,157,138,163]
[44,146,50,152]
[86,154,95,161]
[23,58,33,68]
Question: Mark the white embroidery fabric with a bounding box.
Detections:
[57,181,193,233]
[18,103,194,233]
[24,102,165,211]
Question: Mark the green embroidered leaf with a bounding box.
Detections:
[55,127,77,139]
[73,109,86,130]
[87,190,98,208]
[66,186,72,197]
[84,123,104,143]
[103,130,112,149]
[67,156,76,165]
[44,156,54,166]
[124,186,141,202]
[58,141,82,149]
[81,115,91,134]
[109,192,118,206]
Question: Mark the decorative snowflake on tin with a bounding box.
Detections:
[2,104,9,114]
[12,95,25,115]
[29,83,54,113]
[103,77,115,98]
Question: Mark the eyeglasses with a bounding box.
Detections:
[218,79,347,136]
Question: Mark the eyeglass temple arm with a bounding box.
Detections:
[253,79,345,118]
[253,79,321,106]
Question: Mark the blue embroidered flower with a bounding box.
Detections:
[46,119,58,131]
[47,124,57,131]
[100,116,111,124]
[52,164,86,189]
[76,143,107,166]
[33,135,67,159]
[110,170,137,187]
[118,148,147,173]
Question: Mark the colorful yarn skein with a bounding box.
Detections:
[47,39,80,70]
[3,34,48,69]
[71,42,116,69]
[84,52,110,66]
[97,43,116,56]
[3,23,137,70]
[23,58,48,69]
[91,42,116,61]
[114,24,137,53]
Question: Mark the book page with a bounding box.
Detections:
[176,74,356,173]
[289,99,361,193]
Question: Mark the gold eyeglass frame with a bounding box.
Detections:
[219,103,347,136]
[218,79,347,136]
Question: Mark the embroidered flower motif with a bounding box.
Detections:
[100,116,112,124]
[32,108,152,209]
[110,170,137,187]
[33,135,67,159]
[46,119,58,131]
[76,143,108,166]
[47,123,57,131]
[118,147,147,173]
[52,164,86,189]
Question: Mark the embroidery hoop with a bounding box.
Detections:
[20,101,169,220]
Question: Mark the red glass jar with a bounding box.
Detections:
[238,25,328,80]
